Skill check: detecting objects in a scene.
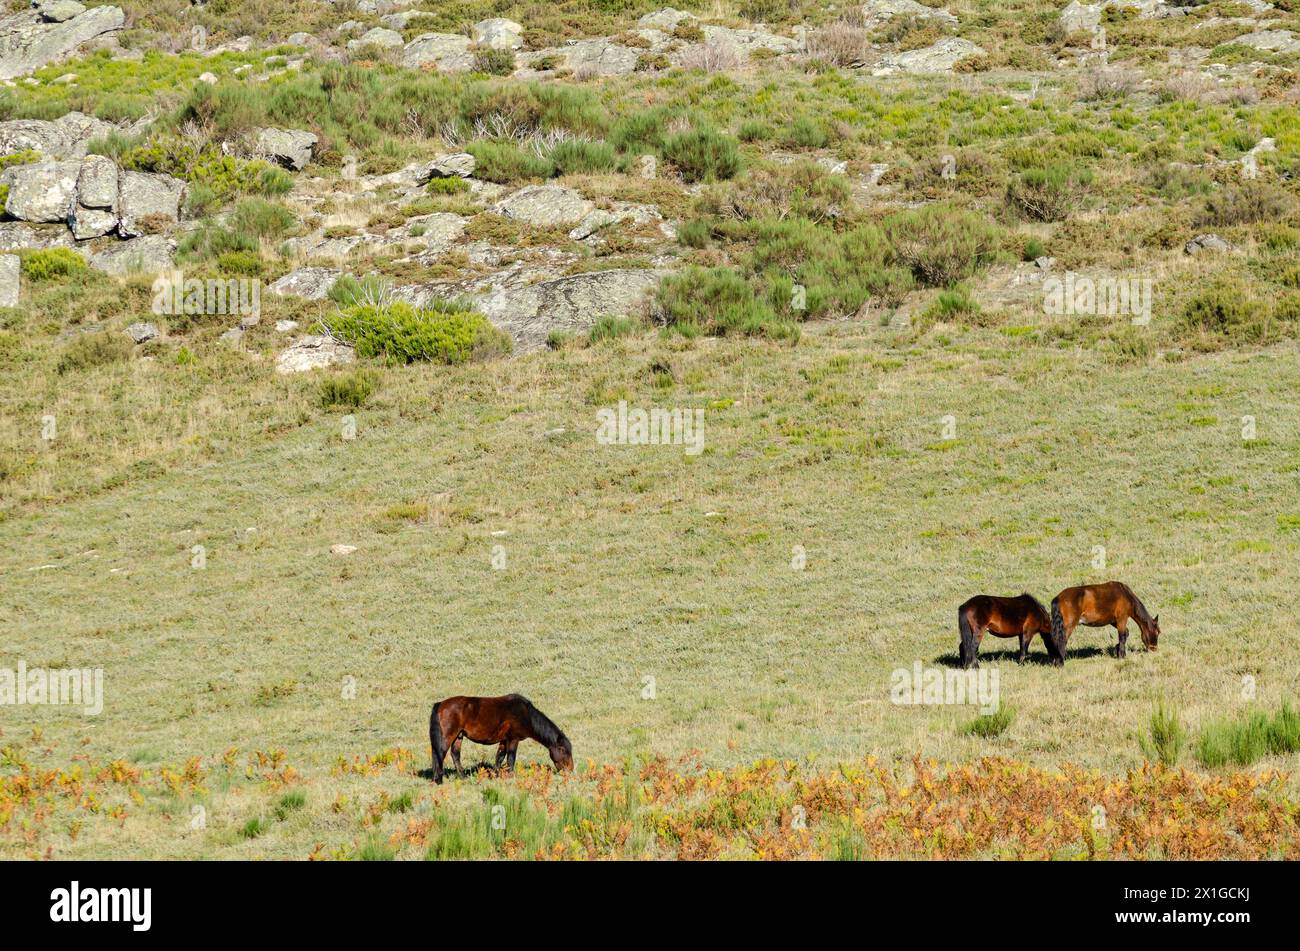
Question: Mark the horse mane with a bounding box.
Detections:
[1122,584,1154,626]
[1022,592,1049,618]
[517,695,568,750]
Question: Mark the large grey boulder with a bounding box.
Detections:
[347,27,404,51]
[1233,30,1300,54]
[473,268,662,351]
[401,32,475,71]
[0,221,75,250]
[492,184,595,228]
[427,152,475,179]
[70,153,118,237]
[275,335,355,373]
[1059,1,1101,33]
[269,267,343,300]
[0,111,113,159]
[3,160,79,222]
[256,127,317,171]
[89,234,175,276]
[536,39,640,76]
[472,18,523,50]
[637,8,696,31]
[873,37,984,74]
[117,170,184,237]
[862,0,958,27]
[0,5,125,80]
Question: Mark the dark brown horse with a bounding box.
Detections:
[428,694,573,783]
[1049,581,1160,666]
[957,593,1055,668]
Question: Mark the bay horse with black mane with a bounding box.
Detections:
[429,694,573,783]
[1049,581,1161,666]
[957,593,1056,668]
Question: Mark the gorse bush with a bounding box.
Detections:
[964,706,1014,738]
[1006,163,1094,221]
[1197,181,1294,228]
[549,139,618,176]
[318,369,380,409]
[662,128,742,183]
[466,140,554,182]
[20,248,87,281]
[473,48,516,76]
[657,266,797,340]
[883,205,1002,287]
[56,331,132,374]
[326,301,512,365]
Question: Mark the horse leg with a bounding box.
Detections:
[1018,632,1030,664]
[505,741,519,774]
[449,735,463,776]
[1116,621,1128,660]
[495,743,507,773]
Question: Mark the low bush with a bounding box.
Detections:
[657,266,797,340]
[1197,181,1294,228]
[1006,163,1094,222]
[1196,702,1300,768]
[56,331,132,374]
[883,205,1002,287]
[326,301,512,364]
[550,139,618,176]
[662,128,741,183]
[465,140,554,183]
[20,248,87,282]
[318,368,380,409]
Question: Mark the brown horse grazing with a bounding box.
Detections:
[428,694,573,784]
[957,593,1055,668]
[1049,581,1161,666]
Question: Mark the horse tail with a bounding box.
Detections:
[1050,597,1066,662]
[429,701,446,781]
[958,606,977,668]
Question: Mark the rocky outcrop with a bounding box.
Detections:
[401,32,475,71]
[269,267,343,300]
[347,27,404,51]
[88,235,175,276]
[0,5,125,80]
[276,335,356,373]
[862,0,958,28]
[1233,30,1300,55]
[426,152,475,179]
[0,111,115,159]
[3,160,79,222]
[873,37,984,74]
[473,268,663,351]
[117,171,185,238]
[472,18,523,50]
[256,127,318,171]
[492,184,595,227]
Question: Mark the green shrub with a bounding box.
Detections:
[1007,163,1094,222]
[326,301,512,364]
[20,248,87,281]
[1181,281,1266,337]
[963,706,1014,738]
[884,205,1002,287]
[474,48,516,76]
[657,266,797,340]
[781,116,832,150]
[0,150,39,171]
[318,368,380,408]
[1197,181,1295,228]
[466,140,554,183]
[56,331,132,374]
[1022,237,1046,261]
[427,176,470,195]
[919,286,981,327]
[588,314,641,343]
[662,128,741,183]
[1139,699,1185,766]
[1195,702,1300,768]
[707,160,850,224]
[550,139,617,176]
